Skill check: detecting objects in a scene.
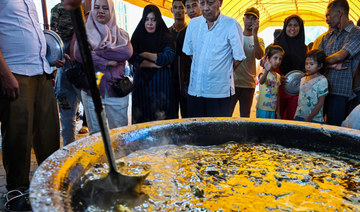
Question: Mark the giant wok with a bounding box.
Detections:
[29,118,360,211]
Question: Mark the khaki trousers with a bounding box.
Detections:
[0,74,60,190]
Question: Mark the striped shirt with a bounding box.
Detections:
[319,22,360,97]
[0,0,51,76]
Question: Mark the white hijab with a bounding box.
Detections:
[86,0,129,50]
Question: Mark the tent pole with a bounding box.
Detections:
[41,0,50,29]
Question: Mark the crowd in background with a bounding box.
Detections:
[0,0,359,196]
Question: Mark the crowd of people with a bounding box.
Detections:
[0,0,359,196]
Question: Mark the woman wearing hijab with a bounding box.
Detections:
[129,5,175,124]
[274,15,307,120]
[75,0,132,134]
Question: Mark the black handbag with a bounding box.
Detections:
[112,76,133,97]
[65,62,89,90]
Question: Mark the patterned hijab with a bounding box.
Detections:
[86,0,129,50]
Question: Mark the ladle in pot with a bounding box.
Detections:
[68,6,149,207]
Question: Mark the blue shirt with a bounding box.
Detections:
[319,22,360,97]
[0,0,51,76]
[183,14,246,98]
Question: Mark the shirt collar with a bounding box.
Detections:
[344,21,355,32]
[331,21,355,35]
[202,13,223,31]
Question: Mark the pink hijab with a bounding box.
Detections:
[86,0,129,50]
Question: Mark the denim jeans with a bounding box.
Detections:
[55,40,71,99]
[58,85,82,145]
[54,39,82,145]
[81,91,129,134]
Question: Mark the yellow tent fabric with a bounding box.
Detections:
[124,0,360,31]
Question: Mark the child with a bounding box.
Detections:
[256,45,284,119]
[294,49,328,123]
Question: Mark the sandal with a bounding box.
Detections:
[78,126,88,134]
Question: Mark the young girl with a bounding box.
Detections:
[256,45,284,119]
[294,49,328,123]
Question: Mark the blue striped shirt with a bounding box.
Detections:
[319,22,360,97]
[0,0,51,76]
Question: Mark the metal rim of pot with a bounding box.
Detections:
[29,118,360,211]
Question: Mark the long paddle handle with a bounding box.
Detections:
[69,7,119,174]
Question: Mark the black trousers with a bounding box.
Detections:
[187,95,231,118]
[229,87,255,117]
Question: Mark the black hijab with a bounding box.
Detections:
[130,5,173,54]
[274,15,307,75]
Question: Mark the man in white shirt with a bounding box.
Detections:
[183,0,246,117]
[230,7,265,117]
[0,0,61,192]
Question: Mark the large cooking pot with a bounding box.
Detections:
[29,118,360,211]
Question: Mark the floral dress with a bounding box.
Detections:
[294,75,328,122]
[257,72,281,112]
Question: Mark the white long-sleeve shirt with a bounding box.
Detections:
[183,13,246,98]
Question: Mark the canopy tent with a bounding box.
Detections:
[123,0,360,31]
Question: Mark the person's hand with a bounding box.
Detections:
[51,58,66,68]
[259,58,264,68]
[64,53,72,61]
[107,61,118,66]
[63,53,74,64]
[304,117,311,122]
[139,52,148,58]
[329,62,348,71]
[153,63,162,69]
[0,73,19,101]
[63,0,82,10]
[280,75,287,84]
[252,20,259,35]
[263,57,271,71]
